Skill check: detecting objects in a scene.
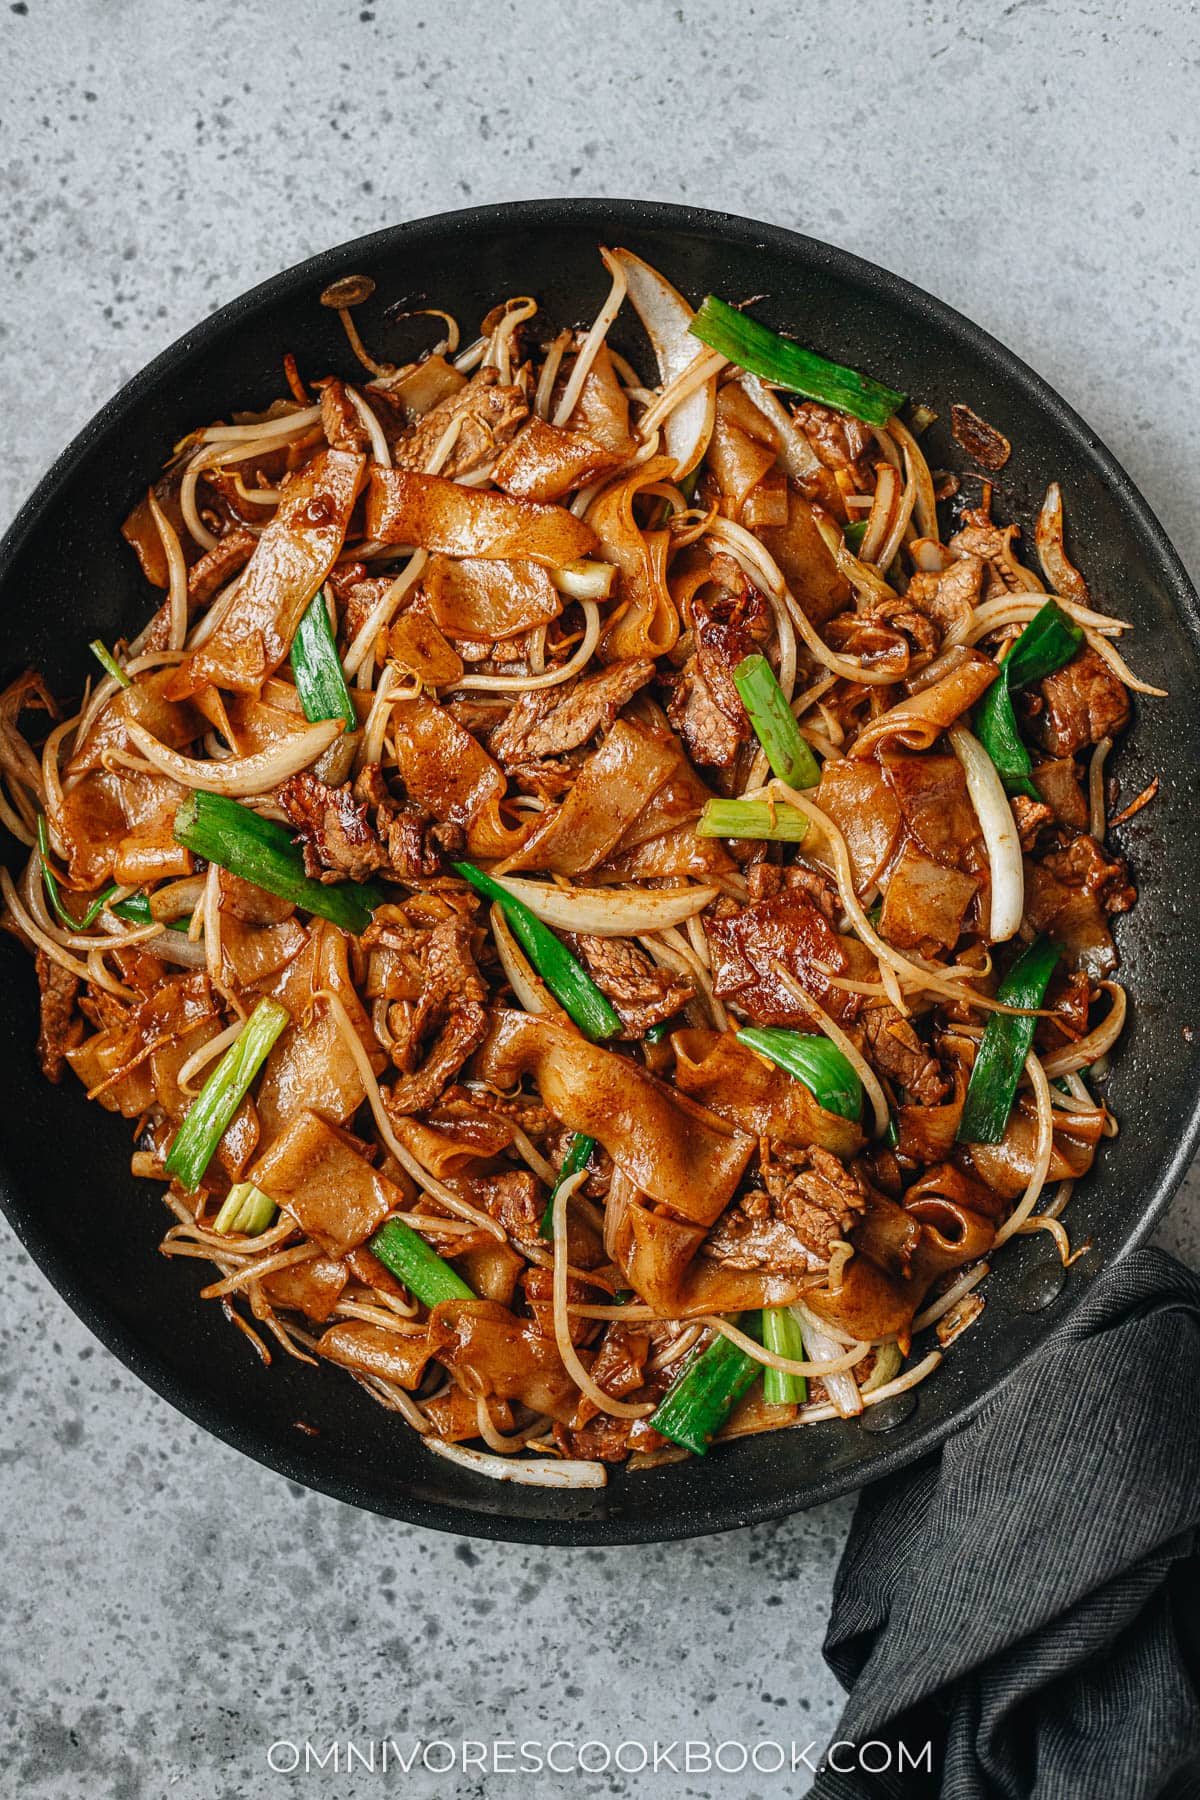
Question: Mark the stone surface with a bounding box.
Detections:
[1,1,1197,1794]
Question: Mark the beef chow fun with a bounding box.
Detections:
[0,247,1161,1487]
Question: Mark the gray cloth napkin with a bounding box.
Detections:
[812,1247,1200,1800]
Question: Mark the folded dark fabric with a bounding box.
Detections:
[812,1248,1200,1800]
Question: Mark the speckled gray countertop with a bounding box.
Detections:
[2,3,1199,1795]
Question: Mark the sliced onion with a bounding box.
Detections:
[489,903,571,1023]
[789,1299,864,1417]
[1035,482,1088,602]
[423,1439,607,1488]
[611,246,717,477]
[125,718,343,796]
[493,875,718,936]
[949,725,1023,943]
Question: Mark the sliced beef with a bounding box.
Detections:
[765,1144,868,1255]
[318,377,371,453]
[707,888,857,1026]
[860,1005,949,1105]
[667,554,772,768]
[489,659,655,766]
[392,367,527,479]
[35,950,81,1082]
[569,934,693,1036]
[1037,648,1131,756]
[186,527,257,607]
[383,914,489,1115]
[1041,834,1136,915]
[277,771,389,883]
[1010,792,1055,851]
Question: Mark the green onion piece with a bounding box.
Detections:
[843,519,870,553]
[689,295,906,427]
[733,653,821,789]
[89,639,130,688]
[612,1288,635,1306]
[290,587,356,731]
[761,1307,807,1406]
[973,679,1040,799]
[643,1020,675,1045]
[885,1114,900,1150]
[1002,600,1085,689]
[956,935,1061,1145]
[737,1026,863,1122]
[174,792,383,933]
[164,997,290,1191]
[649,1326,761,1455]
[369,1217,474,1309]
[974,601,1085,799]
[212,1182,277,1237]
[451,860,622,1041]
[694,798,809,841]
[677,465,701,505]
[538,1131,595,1240]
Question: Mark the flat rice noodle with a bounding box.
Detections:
[475,1010,753,1226]
[1022,855,1117,978]
[389,694,528,859]
[388,1112,513,1178]
[365,468,597,566]
[215,1095,260,1179]
[421,1385,516,1441]
[458,1242,526,1307]
[427,1297,579,1421]
[963,1097,1104,1201]
[112,775,195,885]
[758,485,851,628]
[895,1073,966,1164]
[586,455,680,660]
[377,354,466,429]
[219,915,309,991]
[255,926,384,1143]
[904,1159,1005,1224]
[879,840,980,955]
[423,553,562,640]
[804,1184,992,1340]
[223,690,320,759]
[498,718,678,875]
[167,449,365,697]
[492,415,624,503]
[149,1013,224,1122]
[816,759,903,890]
[671,1028,865,1158]
[249,1110,397,1255]
[619,1197,802,1315]
[882,752,985,873]
[708,384,780,521]
[262,1255,348,1322]
[706,888,857,1026]
[851,652,998,757]
[565,343,634,455]
[595,821,734,881]
[67,667,202,778]
[387,610,464,687]
[317,1318,433,1389]
[121,473,189,588]
[66,1026,156,1118]
[66,970,214,1120]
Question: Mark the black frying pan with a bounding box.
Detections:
[2,199,1198,1545]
